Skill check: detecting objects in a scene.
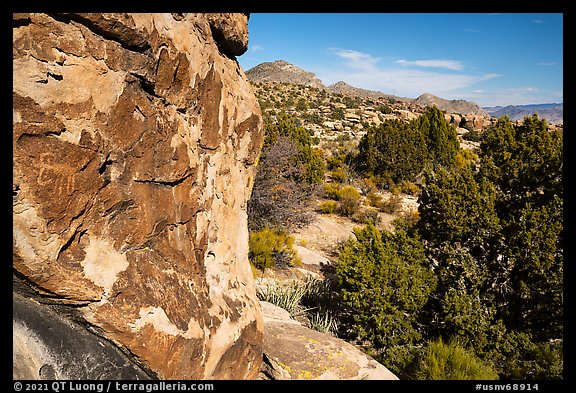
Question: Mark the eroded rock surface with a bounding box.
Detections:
[13,13,264,379]
[259,301,399,380]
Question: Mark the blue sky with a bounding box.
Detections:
[238,13,563,107]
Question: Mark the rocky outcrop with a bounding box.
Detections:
[245,60,325,89]
[326,81,410,103]
[259,301,399,380]
[412,92,488,117]
[13,13,264,380]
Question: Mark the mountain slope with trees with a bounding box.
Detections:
[246,75,563,380]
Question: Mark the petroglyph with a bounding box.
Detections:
[37,152,75,195]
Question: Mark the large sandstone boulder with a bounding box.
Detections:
[13,13,264,380]
[259,301,399,380]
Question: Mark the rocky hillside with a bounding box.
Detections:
[252,80,495,153]
[245,60,325,89]
[326,81,410,103]
[246,60,489,119]
[412,92,488,117]
[483,103,563,124]
[13,12,264,380]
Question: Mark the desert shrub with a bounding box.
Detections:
[400,180,420,196]
[323,183,341,200]
[462,128,482,142]
[248,113,326,232]
[402,208,420,226]
[319,200,338,214]
[372,344,423,379]
[360,177,378,195]
[249,228,300,271]
[331,107,345,120]
[257,280,310,316]
[352,208,380,225]
[258,276,329,318]
[330,169,347,183]
[296,97,308,111]
[389,183,403,195]
[337,224,435,347]
[366,191,384,209]
[413,338,499,380]
[379,194,403,214]
[336,186,361,217]
[378,104,392,114]
[303,112,323,125]
[308,310,338,336]
[455,149,479,169]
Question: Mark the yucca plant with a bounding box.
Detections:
[257,280,312,316]
[307,309,338,336]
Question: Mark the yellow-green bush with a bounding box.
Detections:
[330,169,347,183]
[336,186,361,217]
[400,180,420,197]
[249,227,300,271]
[413,338,499,380]
[319,200,338,214]
[323,183,341,200]
[366,191,384,210]
[352,208,380,225]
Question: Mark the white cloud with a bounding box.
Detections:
[317,48,501,99]
[396,59,465,71]
[328,48,380,72]
[463,28,481,33]
[250,44,264,52]
[532,19,544,24]
[458,86,562,107]
[317,67,501,100]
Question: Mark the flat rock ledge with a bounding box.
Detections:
[258,301,399,380]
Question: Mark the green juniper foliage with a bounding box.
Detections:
[335,114,562,379]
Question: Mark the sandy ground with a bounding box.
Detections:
[257,193,420,281]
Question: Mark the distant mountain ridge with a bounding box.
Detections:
[326,81,410,103]
[412,92,488,117]
[245,60,556,119]
[245,60,325,89]
[483,103,563,124]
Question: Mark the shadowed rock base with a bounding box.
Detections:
[13,293,153,380]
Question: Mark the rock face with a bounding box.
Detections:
[259,301,399,380]
[13,293,153,380]
[13,13,264,380]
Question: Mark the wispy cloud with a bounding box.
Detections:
[396,59,465,71]
[463,28,481,33]
[329,48,380,71]
[318,48,510,102]
[537,62,558,66]
[459,86,562,107]
[532,19,544,24]
[250,44,264,52]
[317,48,501,100]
